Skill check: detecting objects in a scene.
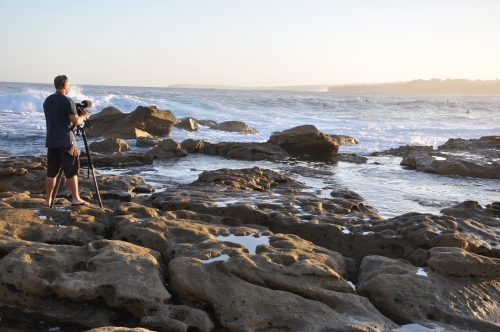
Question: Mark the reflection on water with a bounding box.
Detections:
[216,234,270,254]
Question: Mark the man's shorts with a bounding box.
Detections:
[46,146,80,178]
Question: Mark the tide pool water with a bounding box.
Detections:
[1,82,499,218]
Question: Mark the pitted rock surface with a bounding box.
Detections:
[357,254,500,331]
[0,240,213,331]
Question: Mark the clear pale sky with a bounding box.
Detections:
[0,0,498,87]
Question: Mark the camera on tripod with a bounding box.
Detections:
[75,100,92,129]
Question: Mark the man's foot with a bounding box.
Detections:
[71,200,90,206]
[43,203,52,208]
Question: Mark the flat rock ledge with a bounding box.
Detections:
[0,157,499,331]
[375,136,500,179]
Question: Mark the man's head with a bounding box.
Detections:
[54,75,70,94]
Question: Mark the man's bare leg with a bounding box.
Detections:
[45,176,57,206]
[66,175,87,205]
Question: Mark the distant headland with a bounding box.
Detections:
[327,79,500,95]
[170,79,500,95]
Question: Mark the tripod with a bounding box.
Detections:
[50,120,103,208]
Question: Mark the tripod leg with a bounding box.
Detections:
[81,130,103,208]
[51,167,64,209]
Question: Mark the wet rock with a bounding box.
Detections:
[148,139,188,159]
[195,119,217,127]
[357,254,500,331]
[378,137,500,179]
[371,145,434,157]
[86,105,179,138]
[440,200,500,227]
[200,141,288,161]
[80,151,154,168]
[210,120,259,134]
[89,138,130,153]
[135,137,158,147]
[269,125,340,159]
[174,117,199,131]
[329,153,368,164]
[181,139,204,153]
[196,167,303,191]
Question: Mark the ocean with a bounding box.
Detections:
[1,81,499,219]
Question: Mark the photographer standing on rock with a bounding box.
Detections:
[43,75,90,207]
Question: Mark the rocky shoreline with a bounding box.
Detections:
[0,106,499,332]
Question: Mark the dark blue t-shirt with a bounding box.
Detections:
[43,93,78,148]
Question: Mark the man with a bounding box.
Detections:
[43,75,90,207]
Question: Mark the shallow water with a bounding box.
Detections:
[98,153,500,219]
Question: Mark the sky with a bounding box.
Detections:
[0,0,499,87]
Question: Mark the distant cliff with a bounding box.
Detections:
[328,79,500,95]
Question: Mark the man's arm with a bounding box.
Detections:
[69,110,90,126]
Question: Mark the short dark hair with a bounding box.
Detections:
[54,75,68,90]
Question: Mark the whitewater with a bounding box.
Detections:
[1,81,499,219]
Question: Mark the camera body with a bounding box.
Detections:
[75,100,92,116]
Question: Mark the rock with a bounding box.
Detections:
[169,256,397,332]
[195,167,304,191]
[329,153,368,164]
[357,255,500,331]
[268,125,340,159]
[371,145,434,157]
[440,200,500,227]
[0,240,212,331]
[89,138,130,153]
[174,117,199,131]
[85,106,179,138]
[181,139,204,153]
[200,141,288,161]
[328,134,360,145]
[378,137,500,179]
[135,137,158,147]
[427,247,500,277]
[210,120,259,134]
[80,151,154,168]
[195,119,218,127]
[400,150,500,179]
[330,189,364,201]
[148,139,188,159]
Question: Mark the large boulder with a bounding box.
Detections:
[85,106,179,138]
[174,117,199,131]
[210,121,259,134]
[200,141,288,161]
[268,125,340,159]
[89,138,130,153]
